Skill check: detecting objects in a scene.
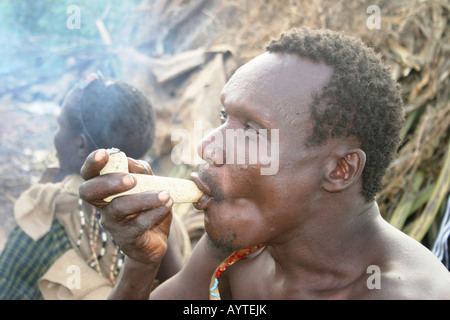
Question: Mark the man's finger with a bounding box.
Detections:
[80,149,109,180]
[127,157,154,175]
[107,191,171,220]
[79,172,136,204]
[135,200,173,232]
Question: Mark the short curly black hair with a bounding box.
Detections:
[266,27,404,202]
[64,78,156,159]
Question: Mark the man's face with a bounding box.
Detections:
[54,101,83,174]
[192,52,333,252]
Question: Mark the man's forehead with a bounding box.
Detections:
[221,52,333,105]
[234,52,331,77]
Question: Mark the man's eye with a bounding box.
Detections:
[220,109,228,123]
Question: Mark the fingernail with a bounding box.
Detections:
[94,149,106,162]
[158,191,170,202]
[165,198,174,208]
[123,174,135,186]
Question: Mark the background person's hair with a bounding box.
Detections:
[64,77,156,159]
[266,27,405,202]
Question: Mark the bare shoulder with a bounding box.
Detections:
[361,220,450,299]
[360,265,450,299]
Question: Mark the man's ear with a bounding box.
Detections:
[77,133,91,158]
[321,149,366,193]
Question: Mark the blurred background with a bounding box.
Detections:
[0,0,449,252]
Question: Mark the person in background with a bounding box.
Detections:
[0,74,190,299]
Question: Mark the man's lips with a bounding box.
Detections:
[190,172,213,210]
[190,172,211,196]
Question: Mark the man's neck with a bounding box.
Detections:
[265,200,381,297]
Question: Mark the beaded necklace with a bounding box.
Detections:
[209,244,264,300]
[76,198,85,247]
[77,198,124,285]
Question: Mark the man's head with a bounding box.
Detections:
[54,76,156,174]
[196,27,404,252]
[266,27,404,202]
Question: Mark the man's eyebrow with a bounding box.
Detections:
[229,101,272,130]
[220,83,273,129]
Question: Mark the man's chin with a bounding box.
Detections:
[205,233,235,257]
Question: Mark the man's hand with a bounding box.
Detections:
[79,149,173,265]
[79,150,226,300]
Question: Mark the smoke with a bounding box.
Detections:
[0,0,143,249]
[0,0,144,103]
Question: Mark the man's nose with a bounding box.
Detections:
[197,129,225,167]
